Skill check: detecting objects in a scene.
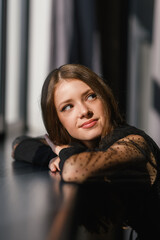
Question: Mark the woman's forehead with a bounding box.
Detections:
[54,79,92,104]
[55,78,91,93]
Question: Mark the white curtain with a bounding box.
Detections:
[148,0,160,146]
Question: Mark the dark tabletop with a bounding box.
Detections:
[1,135,159,240]
[0,136,79,240]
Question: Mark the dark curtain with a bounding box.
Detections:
[50,0,129,118]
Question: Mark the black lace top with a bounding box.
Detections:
[13,124,160,239]
[14,124,160,190]
[58,124,159,187]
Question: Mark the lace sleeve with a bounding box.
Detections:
[61,135,157,184]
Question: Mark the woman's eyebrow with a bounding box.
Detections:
[81,89,92,97]
[58,99,72,109]
[58,89,92,108]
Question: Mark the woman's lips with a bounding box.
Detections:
[81,119,98,129]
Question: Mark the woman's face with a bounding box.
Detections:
[54,79,107,147]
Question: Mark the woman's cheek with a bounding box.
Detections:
[60,113,74,130]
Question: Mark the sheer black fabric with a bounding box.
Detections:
[59,125,159,189]
[14,137,56,166]
[13,124,160,193]
[12,124,160,240]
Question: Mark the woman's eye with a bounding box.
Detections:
[61,104,72,112]
[87,93,97,100]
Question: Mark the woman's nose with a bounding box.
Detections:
[78,103,93,118]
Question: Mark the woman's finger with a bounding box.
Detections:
[48,158,56,172]
[11,143,18,158]
[48,157,60,172]
[54,159,60,171]
[50,164,57,172]
[53,156,60,171]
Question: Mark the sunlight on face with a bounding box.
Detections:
[54,79,106,147]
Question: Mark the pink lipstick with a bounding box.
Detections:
[81,119,98,129]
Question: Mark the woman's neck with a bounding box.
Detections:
[82,137,101,149]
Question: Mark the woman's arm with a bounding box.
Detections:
[12,136,57,167]
[44,134,87,172]
[59,135,157,184]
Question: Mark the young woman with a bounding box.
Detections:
[12,64,159,188]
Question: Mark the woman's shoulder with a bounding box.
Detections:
[99,124,137,149]
[99,124,160,153]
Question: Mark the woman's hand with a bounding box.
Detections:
[45,134,70,173]
[44,134,70,156]
[11,143,18,158]
[48,156,60,172]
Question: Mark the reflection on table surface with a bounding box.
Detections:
[0,137,160,240]
[75,180,160,240]
[0,138,77,240]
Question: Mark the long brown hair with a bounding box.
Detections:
[41,64,123,145]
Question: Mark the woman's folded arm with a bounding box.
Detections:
[13,137,56,167]
[60,135,157,184]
